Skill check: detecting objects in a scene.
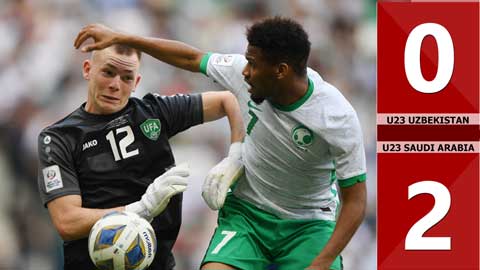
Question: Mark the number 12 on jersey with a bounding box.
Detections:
[106,126,139,161]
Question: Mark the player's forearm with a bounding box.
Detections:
[223,93,245,143]
[314,201,365,262]
[57,206,124,241]
[202,91,245,143]
[312,182,366,266]
[119,34,204,72]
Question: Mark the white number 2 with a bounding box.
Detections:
[404,23,454,94]
[211,231,237,254]
[106,126,139,161]
[405,181,451,250]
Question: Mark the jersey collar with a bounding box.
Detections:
[271,78,313,112]
[80,99,132,120]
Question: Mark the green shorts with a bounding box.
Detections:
[201,194,342,270]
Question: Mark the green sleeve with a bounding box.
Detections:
[199,52,213,75]
[338,173,366,188]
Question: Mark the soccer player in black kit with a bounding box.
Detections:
[37,44,245,269]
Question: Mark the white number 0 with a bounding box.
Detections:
[404,23,454,94]
[405,181,451,250]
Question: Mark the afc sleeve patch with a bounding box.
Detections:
[213,54,235,66]
[43,165,63,193]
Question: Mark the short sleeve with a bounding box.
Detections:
[200,53,250,100]
[144,93,203,138]
[324,111,367,188]
[37,129,80,207]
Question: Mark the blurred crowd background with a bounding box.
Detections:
[0,0,377,269]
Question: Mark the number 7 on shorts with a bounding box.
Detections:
[211,231,237,254]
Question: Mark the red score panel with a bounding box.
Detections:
[378,1,479,113]
[377,1,480,269]
[378,153,479,269]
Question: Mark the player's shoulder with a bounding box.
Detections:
[141,92,199,107]
[301,68,359,131]
[40,106,86,137]
[307,68,356,115]
[132,94,155,110]
[38,107,86,152]
[141,92,182,102]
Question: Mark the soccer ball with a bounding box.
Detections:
[88,211,157,270]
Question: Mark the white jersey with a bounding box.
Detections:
[201,53,366,220]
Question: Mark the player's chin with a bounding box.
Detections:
[247,86,265,104]
[250,94,265,105]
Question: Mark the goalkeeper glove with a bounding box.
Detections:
[202,142,244,210]
[125,163,189,221]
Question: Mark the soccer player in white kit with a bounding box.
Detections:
[75,16,367,270]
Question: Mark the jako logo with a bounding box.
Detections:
[82,139,98,151]
[143,231,153,257]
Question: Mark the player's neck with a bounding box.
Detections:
[270,76,309,106]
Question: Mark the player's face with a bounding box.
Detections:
[242,45,277,104]
[83,48,141,114]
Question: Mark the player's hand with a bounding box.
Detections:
[126,163,190,221]
[74,23,122,52]
[202,142,244,210]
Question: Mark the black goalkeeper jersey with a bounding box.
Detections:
[37,93,203,270]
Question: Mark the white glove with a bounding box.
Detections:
[202,142,244,210]
[126,163,189,221]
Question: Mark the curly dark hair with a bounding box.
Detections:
[246,16,310,76]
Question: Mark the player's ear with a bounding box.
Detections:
[83,60,91,80]
[133,74,142,92]
[276,63,289,79]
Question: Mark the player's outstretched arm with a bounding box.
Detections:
[201,91,244,143]
[47,195,124,241]
[74,23,204,72]
[48,164,190,241]
[200,91,245,210]
[306,182,367,270]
